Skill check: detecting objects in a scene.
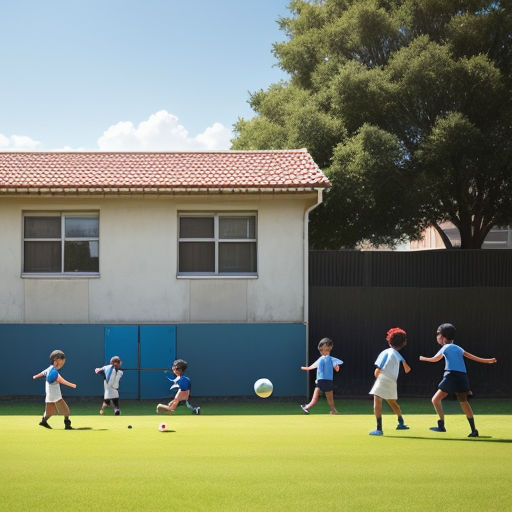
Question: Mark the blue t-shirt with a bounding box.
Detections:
[435,343,466,373]
[312,355,343,381]
[175,375,191,391]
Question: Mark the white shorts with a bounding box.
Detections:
[369,373,398,400]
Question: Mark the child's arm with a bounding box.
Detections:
[57,375,77,389]
[402,360,411,373]
[463,352,497,364]
[301,358,320,372]
[94,367,104,374]
[32,371,45,380]
[374,367,381,378]
[334,365,340,372]
[419,354,443,363]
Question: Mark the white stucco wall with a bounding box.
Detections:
[0,193,317,324]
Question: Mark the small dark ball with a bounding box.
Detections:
[128,425,132,429]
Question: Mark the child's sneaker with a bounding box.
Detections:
[39,419,52,429]
[369,429,383,436]
[430,420,446,432]
[300,405,310,414]
[193,406,201,415]
[114,409,120,416]
[99,409,104,415]
[468,430,479,438]
[64,419,73,430]
[329,409,339,415]
[396,423,410,430]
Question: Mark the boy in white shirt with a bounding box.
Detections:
[33,349,77,429]
[95,356,124,415]
[369,328,411,436]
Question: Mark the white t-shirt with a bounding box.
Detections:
[99,365,123,399]
[374,348,405,381]
[42,365,62,403]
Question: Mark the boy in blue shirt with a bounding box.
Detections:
[420,323,497,437]
[156,359,200,415]
[300,337,343,414]
[32,349,77,429]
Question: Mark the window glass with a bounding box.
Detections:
[24,241,61,272]
[219,242,257,273]
[64,241,99,272]
[219,217,255,239]
[65,217,99,238]
[24,217,61,238]
[180,217,214,238]
[179,242,215,272]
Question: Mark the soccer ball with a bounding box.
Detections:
[158,423,166,432]
[254,378,273,398]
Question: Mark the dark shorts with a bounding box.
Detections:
[438,371,470,394]
[315,379,333,392]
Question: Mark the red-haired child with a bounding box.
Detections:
[369,328,411,436]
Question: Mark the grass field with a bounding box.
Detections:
[1,399,511,511]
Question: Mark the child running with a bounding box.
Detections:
[156,359,200,415]
[95,356,124,415]
[300,337,343,414]
[369,327,411,436]
[32,349,77,429]
[419,323,497,437]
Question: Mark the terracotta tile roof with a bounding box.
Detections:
[0,150,329,194]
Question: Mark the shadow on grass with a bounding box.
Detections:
[392,435,512,443]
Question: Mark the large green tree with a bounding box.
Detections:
[232,0,512,248]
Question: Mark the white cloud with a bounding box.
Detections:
[0,133,42,151]
[97,110,232,151]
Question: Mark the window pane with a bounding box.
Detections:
[65,217,99,238]
[179,242,215,272]
[24,241,61,272]
[64,241,99,272]
[24,217,61,238]
[180,217,214,238]
[219,217,255,239]
[219,242,257,273]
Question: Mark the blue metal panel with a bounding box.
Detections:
[177,323,306,397]
[104,326,138,399]
[0,324,104,396]
[140,325,177,399]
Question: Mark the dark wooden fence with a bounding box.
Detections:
[308,250,512,397]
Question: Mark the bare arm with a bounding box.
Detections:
[402,361,411,374]
[301,365,314,371]
[463,352,497,364]
[57,375,77,389]
[32,371,45,380]
[334,365,340,373]
[374,368,381,378]
[419,354,444,363]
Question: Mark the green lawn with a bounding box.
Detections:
[1,399,511,511]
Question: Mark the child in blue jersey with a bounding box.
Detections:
[369,327,411,436]
[156,359,200,415]
[95,356,123,415]
[300,337,343,414]
[32,349,77,429]
[420,323,497,437]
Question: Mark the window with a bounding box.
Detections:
[178,214,257,275]
[23,213,99,274]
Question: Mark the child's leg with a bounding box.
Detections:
[55,399,73,429]
[112,398,120,415]
[325,391,338,414]
[157,390,190,414]
[40,402,56,427]
[386,399,409,429]
[100,399,110,414]
[370,395,383,435]
[430,389,448,432]
[456,392,478,436]
[303,387,320,411]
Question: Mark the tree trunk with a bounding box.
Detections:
[432,222,453,249]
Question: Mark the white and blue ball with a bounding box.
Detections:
[254,378,273,398]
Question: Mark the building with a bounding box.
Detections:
[0,150,329,398]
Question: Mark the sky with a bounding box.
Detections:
[0,0,291,151]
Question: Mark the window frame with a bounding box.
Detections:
[177,212,258,278]
[22,211,100,277]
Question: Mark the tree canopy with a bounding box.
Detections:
[232,0,512,248]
